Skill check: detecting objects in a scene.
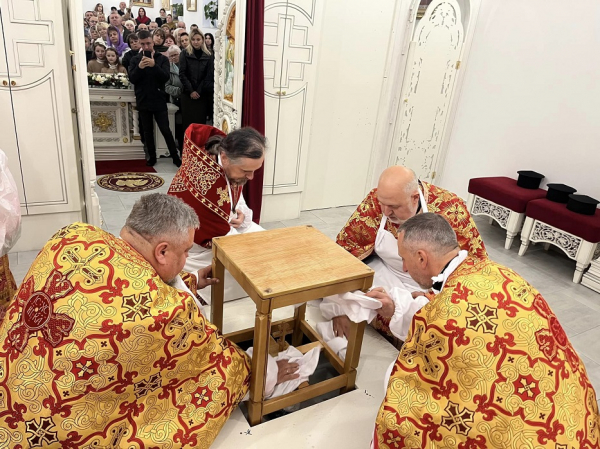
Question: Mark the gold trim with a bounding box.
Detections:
[120,102,126,107]
[132,1,154,6]
[123,137,129,143]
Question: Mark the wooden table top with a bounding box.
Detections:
[213,225,374,299]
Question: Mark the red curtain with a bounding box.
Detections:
[241,0,265,223]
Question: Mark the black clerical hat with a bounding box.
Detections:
[517,170,545,189]
[567,194,599,216]
[546,184,577,203]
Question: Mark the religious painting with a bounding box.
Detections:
[223,4,236,103]
[162,0,171,9]
[187,0,197,12]
[132,0,154,6]
[203,0,218,27]
[222,118,230,134]
[172,2,184,20]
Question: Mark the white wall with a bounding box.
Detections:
[439,0,600,200]
[82,0,218,35]
[301,0,399,210]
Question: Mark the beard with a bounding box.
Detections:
[229,177,248,186]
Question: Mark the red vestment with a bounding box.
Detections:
[168,125,242,248]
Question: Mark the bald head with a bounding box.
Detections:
[376,166,420,224]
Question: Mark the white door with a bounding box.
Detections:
[263,0,320,195]
[0,0,83,215]
[389,0,464,182]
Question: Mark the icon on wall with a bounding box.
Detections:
[187,0,197,12]
[172,2,184,20]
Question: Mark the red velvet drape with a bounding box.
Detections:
[241,0,265,223]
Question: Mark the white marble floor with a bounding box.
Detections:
[7,163,600,447]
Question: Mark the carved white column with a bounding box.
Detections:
[582,247,600,293]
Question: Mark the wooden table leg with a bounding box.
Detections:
[211,255,225,330]
[342,320,366,393]
[248,307,272,426]
[292,303,306,346]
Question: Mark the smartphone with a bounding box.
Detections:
[143,50,152,58]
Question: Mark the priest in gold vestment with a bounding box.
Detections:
[0,194,297,449]
[374,213,599,449]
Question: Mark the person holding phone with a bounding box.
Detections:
[128,30,181,167]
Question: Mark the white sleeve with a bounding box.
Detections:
[235,192,254,231]
[320,295,346,320]
[387,287,429,341]
[0,150,21,256]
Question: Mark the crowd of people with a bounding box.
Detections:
[84,2,217,167]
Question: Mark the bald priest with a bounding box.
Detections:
[320,166,487,346]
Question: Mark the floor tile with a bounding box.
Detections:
[570,326,600,365]
[260,221,285,230]
[17,250,40,267]
[310,207,353,225]
[281,211,326,228]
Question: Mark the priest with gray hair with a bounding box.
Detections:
[0,193,301,448]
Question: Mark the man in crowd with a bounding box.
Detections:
[321,166,487,346]
[137,22,148,31]
[122,33,140,75]
[85,10,94,21]
[117,1,127,16]
[109,10,130,42]
[168,125,264,301]
[373,213,599,448]
[129,30,181,167]
[89,13,98,29]
[190,23,199,31]
[0,193,300,448]
[149,21,158,31]
[177,20,186,30]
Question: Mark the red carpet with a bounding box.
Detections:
[95,160,156,176]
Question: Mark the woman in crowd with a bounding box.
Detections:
[107,25,129,57]
[179,32,190,51]
[165,36,176,48]
[204,33,215,55]
[85,35,94,63]
[135,7,151,27]
[101,48,127,74]
[89,25,100,41]
[166,14,177,30]
[152,28,169,55]
[166,45,184,153]
[87,41,108,73]
[97,22,110,45]
[97,12,107,23]
[161,24,172,37]
[123,8,133,21]
[93,3,104,15]
[124,20,136,34]
[156,8,168,27]
[179,29,214,130]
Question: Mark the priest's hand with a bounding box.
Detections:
[332,315,350,339]
[197,265,219,289]
[411,291,426,299]
[276,359,299,385]
[368,287,395,318]
[230,210,245,228]
[190,91,200,99]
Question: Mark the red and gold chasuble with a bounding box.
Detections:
[337,182,487,262]
[337,183,488,343]
[0,223,250,449]
[374,256,600,449]
[168,125,242,248]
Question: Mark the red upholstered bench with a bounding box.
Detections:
[519,198,600,283]
[467,177,546,249]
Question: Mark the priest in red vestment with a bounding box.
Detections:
[168,124,266,301]
[320,166,487,349]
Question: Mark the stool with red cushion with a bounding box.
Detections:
[519,198,600,283]
[467,177,547,249]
